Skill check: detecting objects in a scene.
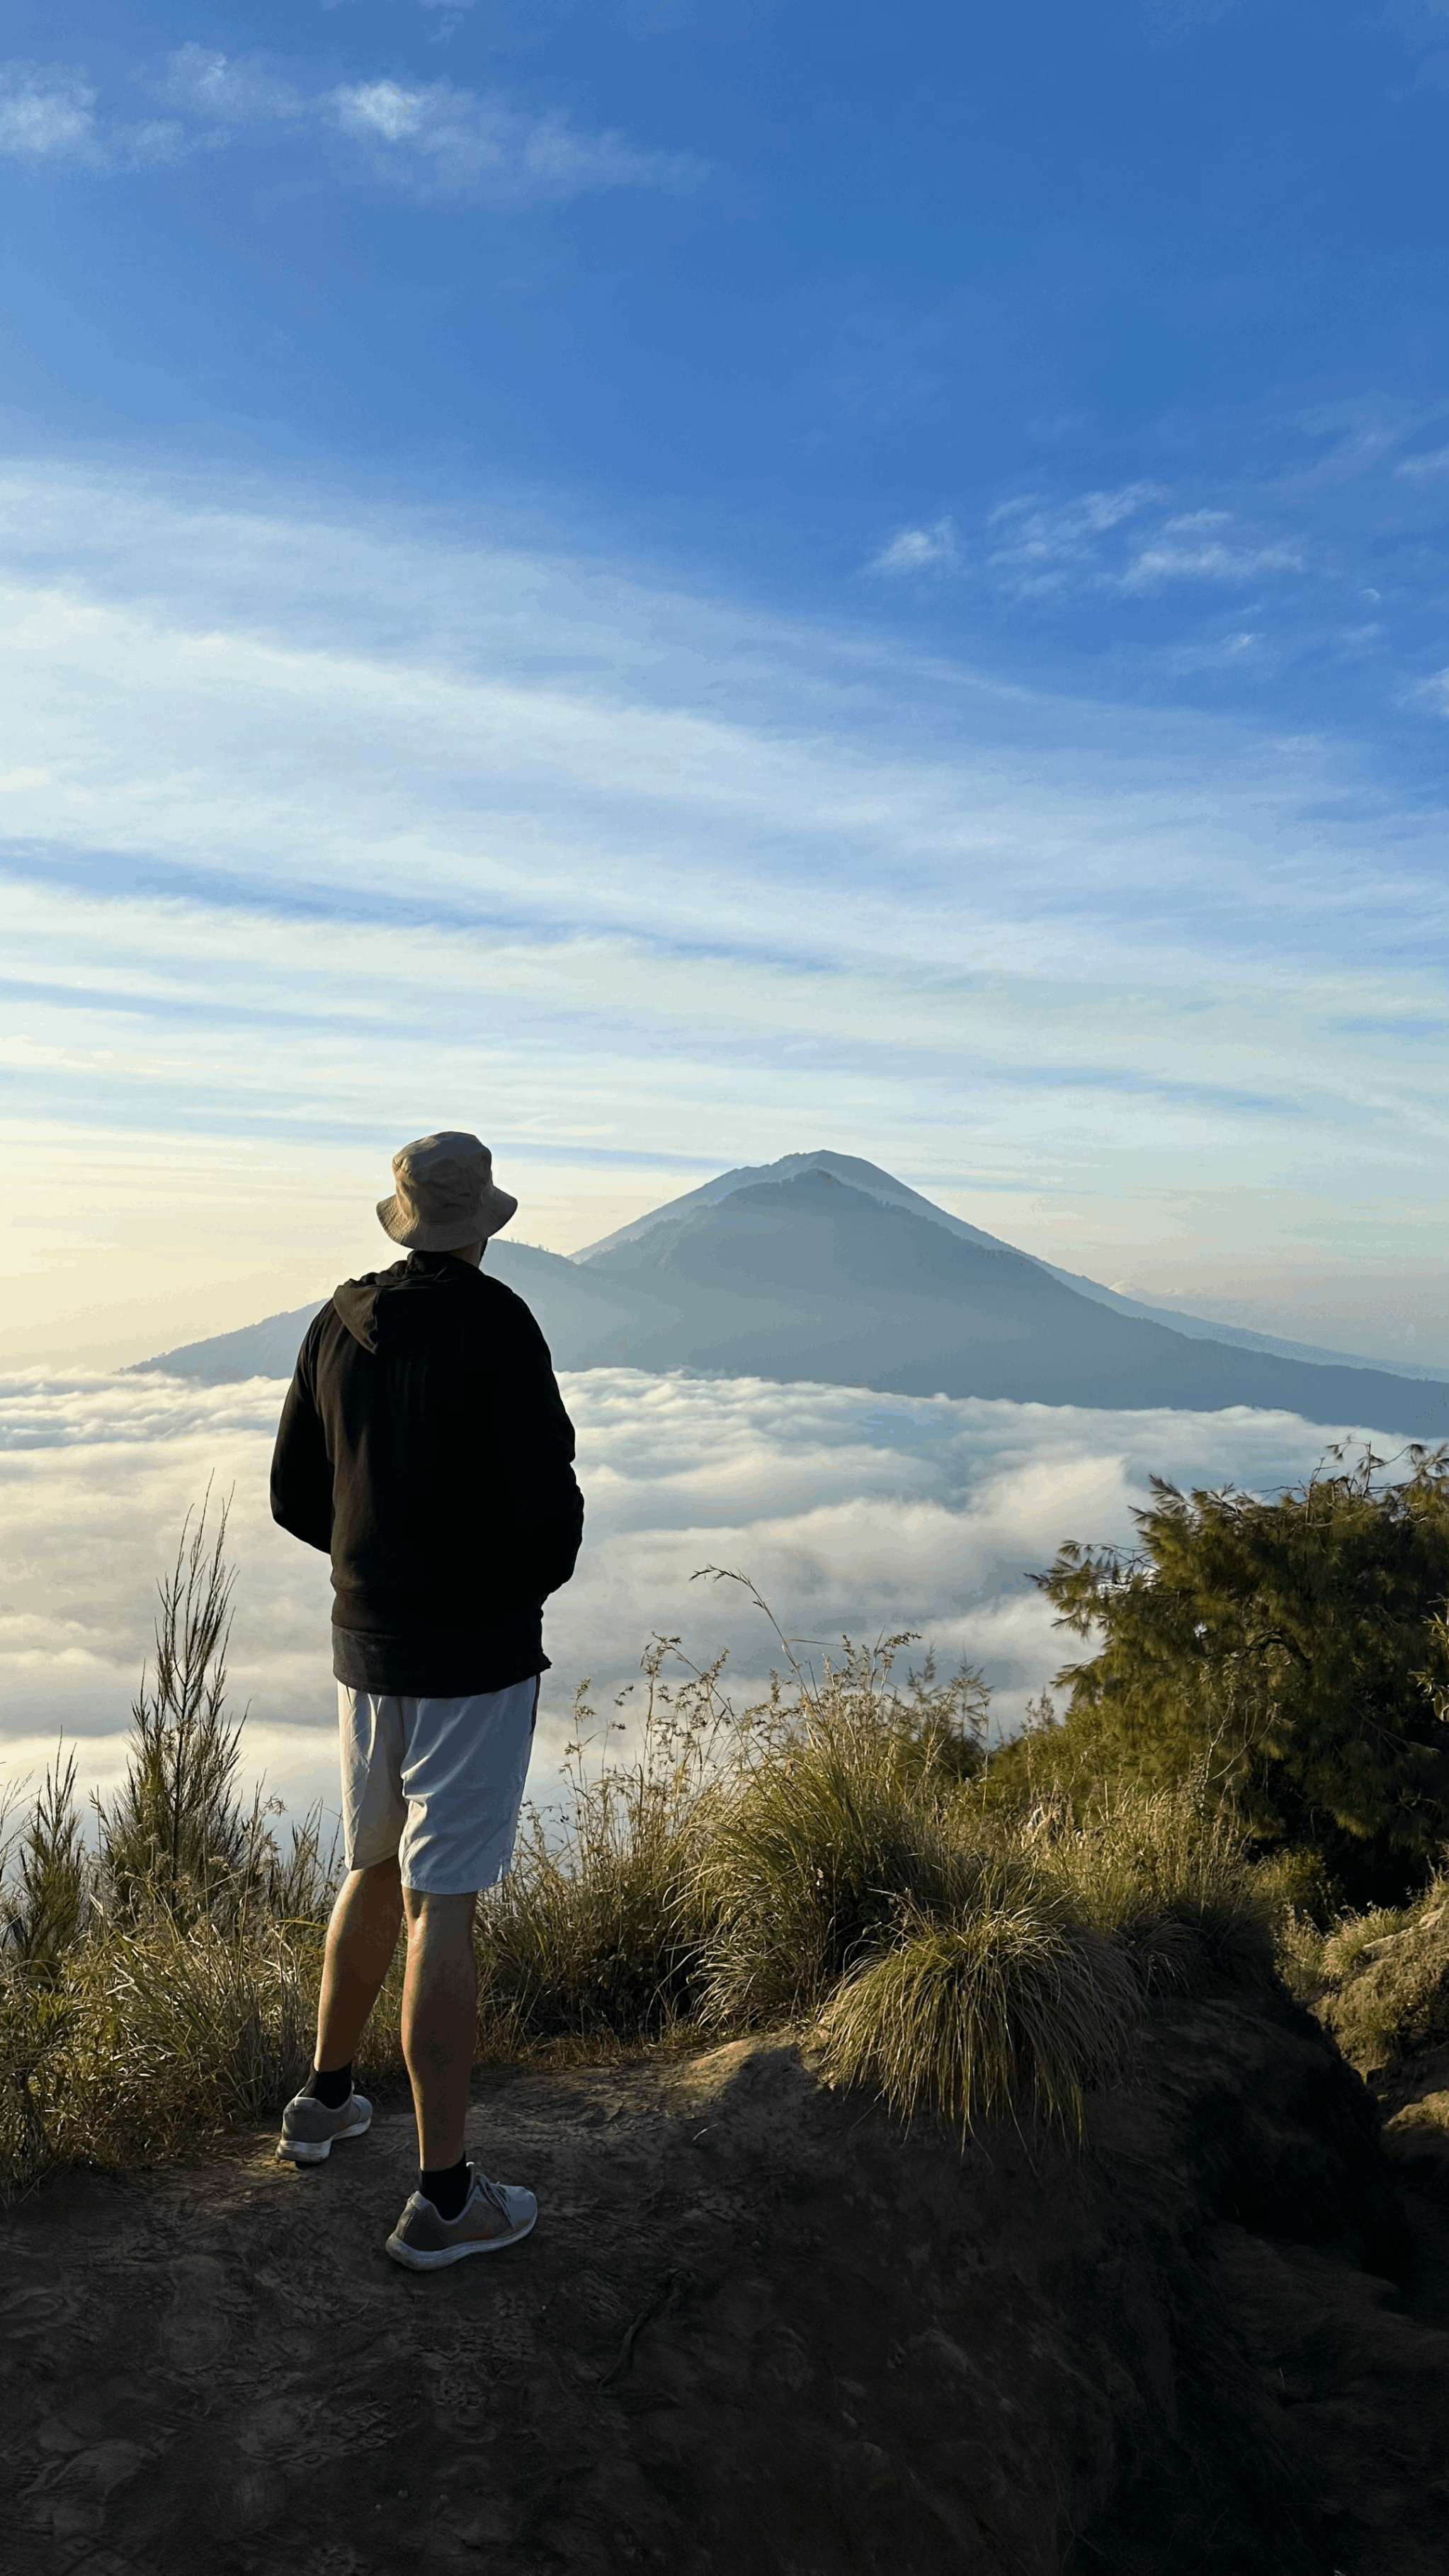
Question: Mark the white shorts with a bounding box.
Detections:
[336,1676,539,1895]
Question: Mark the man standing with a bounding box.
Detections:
[269,1132,584,2269]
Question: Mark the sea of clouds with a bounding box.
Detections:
[0,1365,1373,1838]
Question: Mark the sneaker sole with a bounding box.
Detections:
[384,2207,537,2271]
[275,2106,373,2165]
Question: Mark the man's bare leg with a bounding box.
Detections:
[383,1885,535,2264]
[313,1854,404,2073]
[401,1888,479,2170]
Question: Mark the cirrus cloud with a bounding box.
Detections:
[330,74,703,200]
[0,62,183,171]
[0,64,98,161]
[870,517,958,576]
[1122,537,1304,591]
[0,45,706,207]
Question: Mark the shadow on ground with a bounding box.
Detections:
[4,1999,1449,2575]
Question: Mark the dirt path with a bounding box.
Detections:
[3,2012,1448,2576]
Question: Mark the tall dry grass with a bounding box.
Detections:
[0,1498,343,2193]
[476,1639,733,2048]
[1026,1779,1278,1996]
[1,1529,1302,2194]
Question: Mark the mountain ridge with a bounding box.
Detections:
[579,1149,1449,1381]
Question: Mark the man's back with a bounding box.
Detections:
[271,1247,584,1694]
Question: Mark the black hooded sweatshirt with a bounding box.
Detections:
[269,1250,584,1696]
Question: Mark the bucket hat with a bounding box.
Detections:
[377,1132,518,1252]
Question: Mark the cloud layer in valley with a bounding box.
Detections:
[0,1364,1379,1837]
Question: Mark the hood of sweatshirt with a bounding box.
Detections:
[331,1252,482,1355]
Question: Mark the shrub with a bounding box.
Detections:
[0,1504,350,2195]
[96,1492,266,1924]
[1030,1448,1449,1906]
[0,1747,87,1973]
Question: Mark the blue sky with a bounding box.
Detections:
[3,0,1449,1367]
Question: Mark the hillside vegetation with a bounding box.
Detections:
[1008,1442,1449,1908]
[5,1449,1449,2195]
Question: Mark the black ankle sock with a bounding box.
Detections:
[419,2155,470,2222]
[304,2061,353,2111]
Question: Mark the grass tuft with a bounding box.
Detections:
[696,1624,987,2027]
[58,1913,317,2165]
[1312,1878,1449,2071]
[816,1879,1141,2137]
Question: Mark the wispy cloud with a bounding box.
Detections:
[1397,443,1449,478]
[1167,629,1265,672]
[1121,537,1302,591]
[0,62,183,170]
[987,481,1162,593]
[870,515,958,574]
[0,64,98,161]
[330,75,703,200]
[983,479,1319,605]
[157,45,307,127]
[0,46,705,205]
[418,0,479,40]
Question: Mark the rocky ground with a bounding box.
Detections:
[3,1999,1448,2576]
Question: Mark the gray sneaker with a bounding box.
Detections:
[275,2088,373,2165]
[385,2167,538,2270]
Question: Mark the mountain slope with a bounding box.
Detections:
[4,2013,1433,2576]
[579,1169,1449,1433]
[579,1148,1448,1381]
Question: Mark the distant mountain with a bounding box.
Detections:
[131,1238,677,1384]
[578,1149,1449,1381]
[135,1151,1449,1437]
[577,1167,1449,1432]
